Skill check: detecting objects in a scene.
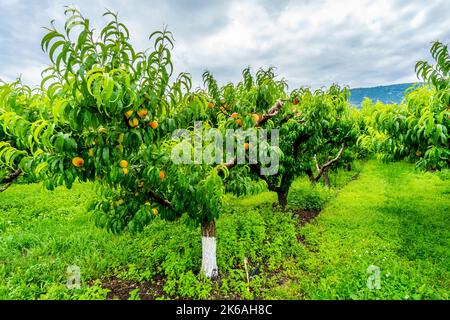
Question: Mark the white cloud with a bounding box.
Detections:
[0,64,46,85]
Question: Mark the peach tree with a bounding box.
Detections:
[301,85,360,188]
[0,8,243,278]
[359,41,449,170]
[0,81,49,192]
[203,68,358,208]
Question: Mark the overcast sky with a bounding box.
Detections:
[0,0,449,90]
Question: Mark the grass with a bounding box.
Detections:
[0,160,449,300]
[274,161,450,300]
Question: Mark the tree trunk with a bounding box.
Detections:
[306,168,316,186]
[201,220,218,279]
[276,190,288,209]
[323,169,330,188]
[0,169,21,193]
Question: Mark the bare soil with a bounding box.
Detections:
[99,275,166,300]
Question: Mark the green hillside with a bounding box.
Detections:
[349,83,422,106]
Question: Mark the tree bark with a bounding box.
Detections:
[276,190,288,209]
[305,168,317,187]
[255,100,283,126]
[323,168,330,188]
[147,190,172,207]
[312,144,346,185]
[0,169,22,193]
[201,220,218,279]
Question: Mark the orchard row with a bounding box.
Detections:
[0,8,448,277]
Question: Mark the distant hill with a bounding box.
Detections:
[349,83,419,107]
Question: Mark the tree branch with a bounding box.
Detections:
[248,162,277,191]
[322,143,346,169]
[314,155,321,173]
[0,169,22,193]
[313,143,346,182]
[255,100,283,126]
[218,100,286,171]
[279,114,305,126]
[147,189,172,207]
[223,157,237,170]
[219,108,231,118]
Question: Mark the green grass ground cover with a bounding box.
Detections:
[0,160,448,300]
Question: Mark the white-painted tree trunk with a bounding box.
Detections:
[201,236,218,278]
[201,220,218,278]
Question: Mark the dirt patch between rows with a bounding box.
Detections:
[100,275,166,300]
[292,208,322,225]
[292,209,321,250]
[98,274,248,300]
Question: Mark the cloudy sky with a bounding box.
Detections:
[0,0,449,89]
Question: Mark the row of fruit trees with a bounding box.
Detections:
[0,8,449,277]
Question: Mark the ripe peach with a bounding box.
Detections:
[124,110,134,119]
[119,160,128,168]
[137,109,148,119]
[128,118,139,128]
[72,157,84,168]
[149,121,159,129]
